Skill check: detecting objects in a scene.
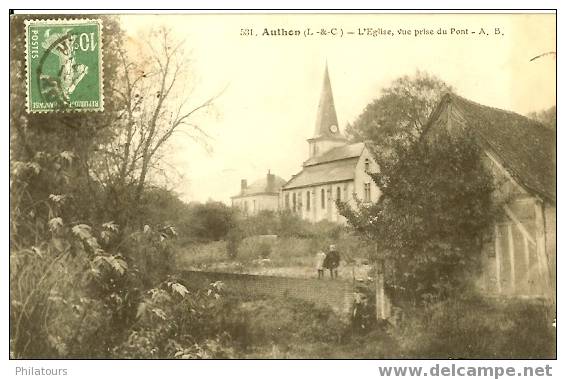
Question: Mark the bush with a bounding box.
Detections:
[184,201,237,242]
[111,279,236,359]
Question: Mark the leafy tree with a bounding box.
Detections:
[186,201,236,242]
[528,105,556,131]
[346,71,452,165]
[9,15,131,357]
[338,128,495,304]
[9,16,220,358]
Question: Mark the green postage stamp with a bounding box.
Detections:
[25,19,103,113]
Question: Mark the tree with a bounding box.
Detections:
[528,105,556,131]
[9,15,133,357]
[9,18,219,358]
[10,15,125,237]
[338,128,495,305]
[346,71,452,166]
[93,26,219,227]
[186,201,236,242]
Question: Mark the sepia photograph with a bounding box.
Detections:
[8,10,556,361]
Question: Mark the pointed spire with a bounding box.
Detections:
[313,62,344,140]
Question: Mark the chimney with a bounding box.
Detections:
[241,179,247,192]
[267,170,275,192]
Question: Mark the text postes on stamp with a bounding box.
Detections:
[25,19,103,113]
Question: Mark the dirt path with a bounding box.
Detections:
[246,263,370,281]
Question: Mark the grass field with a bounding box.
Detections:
[174,235,374,280]
[217,292,555,359]
[173,236,555,359]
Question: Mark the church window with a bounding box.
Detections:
[285,193,289,209]
[364,183,371,202]
[336,186,341,201]
[253,200,257,213]
[306,191,311,211]
[298,192,302,210]
[365,158,370,172]
[321,189,325,209]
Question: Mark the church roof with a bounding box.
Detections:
[425,93,556,203]
[304,142,367,166]
[232,174,287,198]
[312,63,347,141]
[283,157,358,190]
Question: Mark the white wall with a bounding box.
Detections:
[282,181,352,224]
[309,139,348,159]
[353,147,381,204]
[232,194,280,215]
[281,148,381,224]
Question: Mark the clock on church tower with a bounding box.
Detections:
[329,124,338,134]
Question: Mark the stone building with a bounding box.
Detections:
[231,170,286,216]
[281,65,379,224]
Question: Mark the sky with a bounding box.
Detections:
[121,13,556,204]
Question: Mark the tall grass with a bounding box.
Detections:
[394,295,556,358]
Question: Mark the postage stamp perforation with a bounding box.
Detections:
[24,18,104,114]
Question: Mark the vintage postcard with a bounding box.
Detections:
[9,11,556,363]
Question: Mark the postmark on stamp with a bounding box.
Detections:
[25,19,103,113]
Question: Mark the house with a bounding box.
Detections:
[281,64,379,223]
[423,93,556,299]
[231,170,286,215]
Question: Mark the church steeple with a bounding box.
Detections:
[312,62,345,140]
[307,63,347,159]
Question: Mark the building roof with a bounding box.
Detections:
[232,174,287,198]
[283,157,358,190]
[426,93,556,203]
[312,63,347,141]
[304,142,367,166]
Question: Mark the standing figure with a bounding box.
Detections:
[324,244,341,279]
[315,250,326,279]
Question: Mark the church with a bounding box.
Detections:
[280,64,379,224]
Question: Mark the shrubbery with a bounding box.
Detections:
[339,129,496,304]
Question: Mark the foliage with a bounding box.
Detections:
[239,210,279,236]
[240,209,345,240]
[112,279,235,359]
[185,201,237,242]
[9,16,223,359]
[528,105,556,131]
[338,129,495,304]
[346,71,452,158]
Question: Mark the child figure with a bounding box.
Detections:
[315,250,326,279]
